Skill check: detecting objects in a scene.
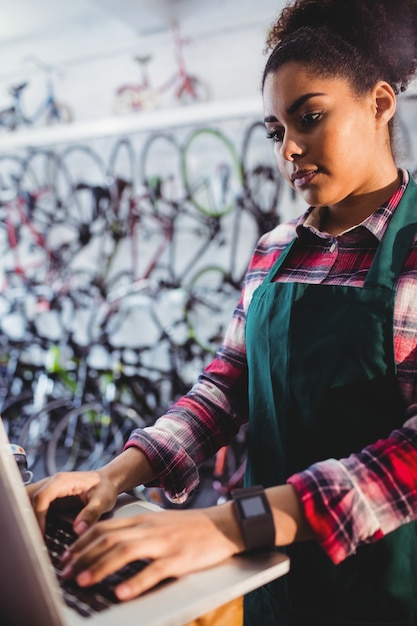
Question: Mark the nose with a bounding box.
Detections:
[280,134,303,162]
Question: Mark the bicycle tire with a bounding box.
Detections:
[45,101,73,125]
[177,76,210,105]
[1,389,35,443]
[107,137,136,187]
[113,85,156,114]
[59,144,107,188]
[184,265,241,353]
[46,400,146,474]
[241,120,282,229]
[140,132,184,216]
[17,396,73,472]
[0,154,27,193]
[0,105,18,131]
[181,127,243,217]
[19,149,73,232]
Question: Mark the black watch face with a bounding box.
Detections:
[240,495,267,518]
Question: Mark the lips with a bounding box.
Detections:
[291,170,317,188]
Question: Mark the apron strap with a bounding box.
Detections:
[365,174,417,290]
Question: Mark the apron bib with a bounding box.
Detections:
[244,177,417,626]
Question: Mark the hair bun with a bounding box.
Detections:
[265,0,417,93]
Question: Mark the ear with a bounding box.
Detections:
[373,81,396,126]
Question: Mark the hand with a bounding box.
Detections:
[61,502,243,601]
[27,470,118,535]
[27,447,155,535]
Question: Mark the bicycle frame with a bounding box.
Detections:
[14,80,57,125]
[114,22,206,112]
[157,23,199,100]
[0,195,51,281]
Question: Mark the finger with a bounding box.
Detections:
[26,477,49,498]
[64,530,151,585]
[114,558,177,600]
[69,514,147,552]
[66,517,151,565]
[29,472,100,533]
[72,494,115,536]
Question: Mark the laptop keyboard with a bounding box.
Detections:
[45,515,149,618]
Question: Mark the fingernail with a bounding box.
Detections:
[77,571,92,586]
[61,550,71,564]
[116,584,133,600]
[74,520,89,535]
[61,564,73,579]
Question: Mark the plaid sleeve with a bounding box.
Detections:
[124,223,296,503]
[288,417,417,564]
[125,294,250,503]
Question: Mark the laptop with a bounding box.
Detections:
[0,418,290,626]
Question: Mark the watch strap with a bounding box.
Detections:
[231,485,275,553]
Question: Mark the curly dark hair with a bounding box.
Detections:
[262,0,417,94]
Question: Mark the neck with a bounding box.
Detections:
[321,171,401,236]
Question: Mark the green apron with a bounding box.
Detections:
[244,177,417,625]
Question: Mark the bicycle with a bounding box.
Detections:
[17,282,149,476]
[181,126,244,218]
[44,280,189,475]
[113,22,209,114]
[240,120,284,235]
[139,132,185,213]
[0,57,72,131]
[0,185,56,285]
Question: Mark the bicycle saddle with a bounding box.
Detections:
[9,82,28,96]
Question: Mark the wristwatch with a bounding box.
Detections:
[231,485,275,553]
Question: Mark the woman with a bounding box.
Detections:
[28,0,417,623]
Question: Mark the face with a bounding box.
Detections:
[263,62,391,210]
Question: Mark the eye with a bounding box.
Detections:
[300,112,322,128]
[265,128,284,143]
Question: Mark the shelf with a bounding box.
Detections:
[0,96,264,151]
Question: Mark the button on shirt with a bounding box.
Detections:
[125,168,417,565]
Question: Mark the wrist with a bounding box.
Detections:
[99,447,155,494]
[205,501,246,554]
[231,485,276,553]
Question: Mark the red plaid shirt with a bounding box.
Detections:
[126,168,417,564]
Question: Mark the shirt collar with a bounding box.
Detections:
[295,169,409,242]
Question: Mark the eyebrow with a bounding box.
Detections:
[264,92,326,123]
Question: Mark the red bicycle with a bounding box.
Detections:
[113,22,209,114]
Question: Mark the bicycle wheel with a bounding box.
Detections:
[181,127,243,217]
[241,120,282,231]
[46,400,146,474]
[184,265,241,353]
[1,390,35,444]
[107,137,136,186]
[17,396,73,473]
[140,132,184,215]
[0,105,18,131]
[45,101,73,125]
[113,85,156,114]
[0,154,27,193]
[59,144,107,189]
[177,76,210,105]
[18,149,73,233]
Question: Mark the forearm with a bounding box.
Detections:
[98,447,155,494]
[205,484,315,554]
[287,417,417,564]
[124,367,248,501]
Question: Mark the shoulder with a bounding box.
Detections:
[249,218,299,271]
[241,217,299,311]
